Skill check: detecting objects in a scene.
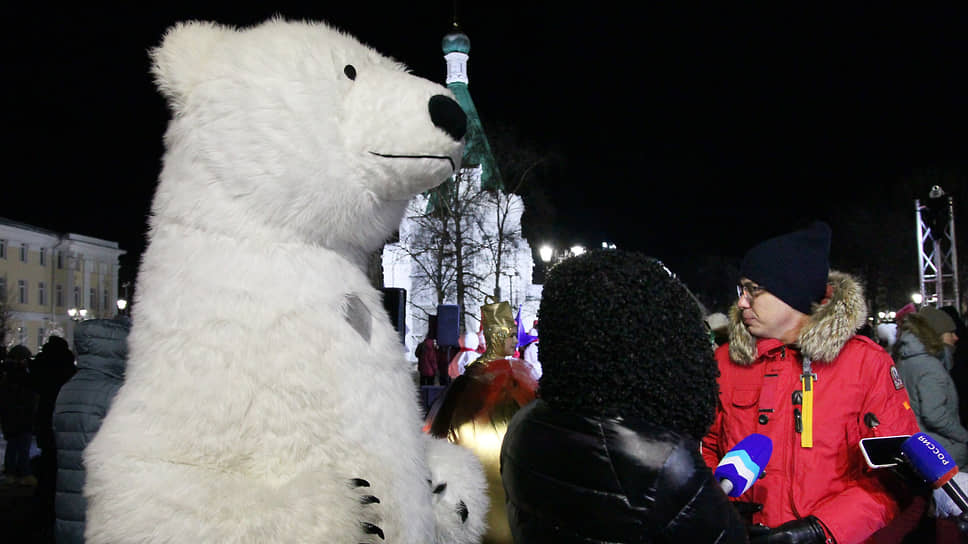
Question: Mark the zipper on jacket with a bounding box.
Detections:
[800,356,816,448]
[792,391,803,434]
[789,350,804,520]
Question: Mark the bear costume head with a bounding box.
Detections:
[150,17,466,263]
[83,17,486,544]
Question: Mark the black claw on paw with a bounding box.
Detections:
[359,494,381,505]
[361,522,385,540]
[349,478,371,488]
[432,482,447,494]
[457,500,468,523]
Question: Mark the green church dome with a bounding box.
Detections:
[442,29,471,54]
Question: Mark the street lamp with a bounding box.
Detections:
[117,299,128,315]
[911,293,923,305]
[68,307,88,322]
[541,245,584,262]
[540,243,588,270]
[539,245,554,263]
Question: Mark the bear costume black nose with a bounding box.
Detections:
[429,94,466,141]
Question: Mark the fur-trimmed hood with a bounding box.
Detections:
[727,271,868,365]
[893,313,945,360]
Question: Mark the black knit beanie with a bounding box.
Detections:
[740,221,831,314]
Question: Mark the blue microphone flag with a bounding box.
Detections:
[714,433,773,497]
[900,432,959,488]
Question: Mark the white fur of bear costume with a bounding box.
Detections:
[83,17,487,543]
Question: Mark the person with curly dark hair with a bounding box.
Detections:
[500,249,747,543]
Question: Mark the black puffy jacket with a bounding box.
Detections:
[500,399,748,543]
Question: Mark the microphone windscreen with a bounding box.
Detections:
[900,432,959,488]
[714,433,773,497]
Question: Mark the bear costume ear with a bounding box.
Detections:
[150,20,232,113]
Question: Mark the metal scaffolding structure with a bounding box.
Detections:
[915,185,959,309]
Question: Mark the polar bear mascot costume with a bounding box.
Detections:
[83,17,487,544]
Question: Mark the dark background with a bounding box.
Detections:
[2,4,966,312]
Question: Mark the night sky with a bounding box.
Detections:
[3,4,966,301]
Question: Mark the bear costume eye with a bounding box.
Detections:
[344,64,357,80]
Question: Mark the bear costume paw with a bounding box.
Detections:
[424,436,488,544]
[350,477,385,541]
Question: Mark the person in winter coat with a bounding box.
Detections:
[893,308,968,466]
[1,344,37,486]
[31,336,77,454]
[702,222,921,544]
[919,306,960,372]
[415,331,438,386]
[29,334,76,534]
[52,317,131,543]
[939,305,968,434]
[500,249,748,544]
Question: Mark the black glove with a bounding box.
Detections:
[733,501,764,525]
[749,515,827,544]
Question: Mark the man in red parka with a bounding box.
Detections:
[702,221,920,544]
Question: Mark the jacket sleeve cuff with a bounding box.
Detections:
[814,516,835,543]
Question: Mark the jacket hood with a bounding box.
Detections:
[73,318,130,379]
[893,313,944,360]
[727,270,868,365]
[894,331,930,361]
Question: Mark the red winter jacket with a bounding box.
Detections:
[702,272,920,544]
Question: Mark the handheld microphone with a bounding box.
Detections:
[714,433,773,497]
[900,432,968,515]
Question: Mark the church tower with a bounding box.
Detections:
[381,14,539,367]
[441,22,503,191]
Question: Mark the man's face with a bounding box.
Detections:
[737,278,807,344]
[942,331,959,346]
[503,336,518,356]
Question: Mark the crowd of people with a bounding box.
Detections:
[427,221,967,544]
[1,334,77,541]
[417,309,543,391]
[3,221,968,544]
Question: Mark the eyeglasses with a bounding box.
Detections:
[736,281,767,300]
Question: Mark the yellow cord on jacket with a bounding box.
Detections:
[801,374,814,448]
